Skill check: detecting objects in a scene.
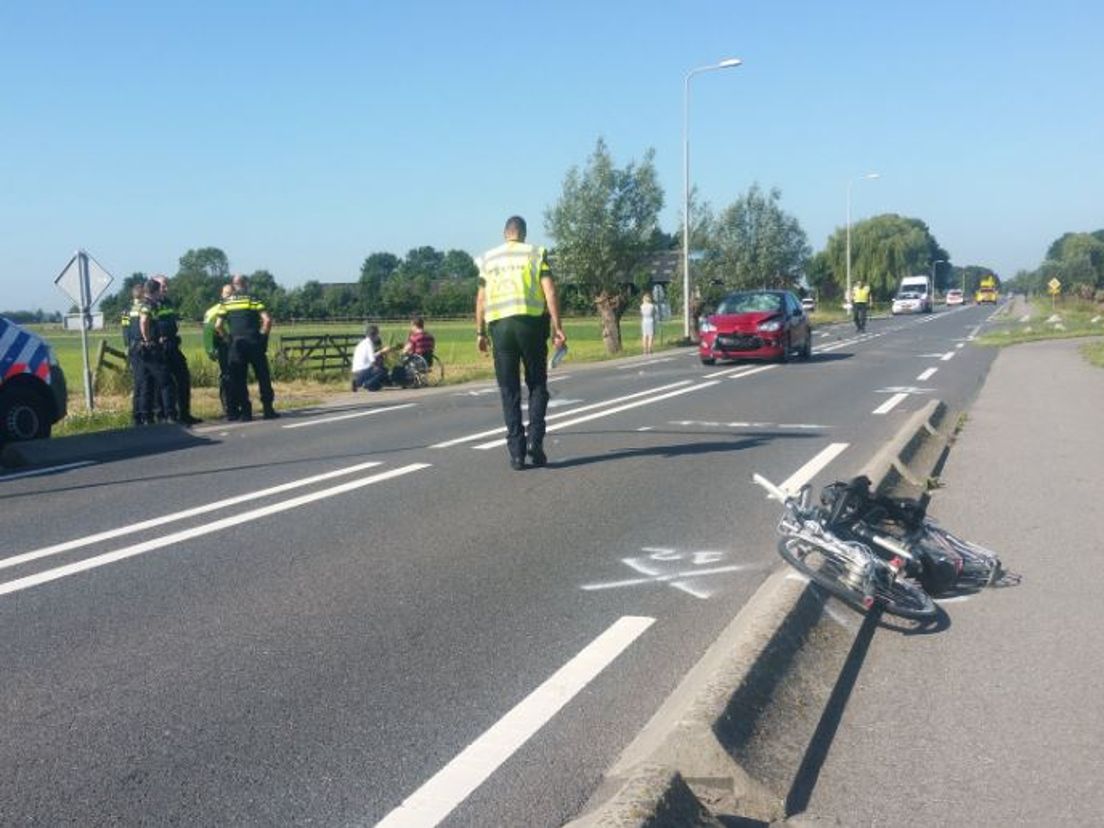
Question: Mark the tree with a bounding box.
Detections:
[174,247,231,319]
[441,249,478,281]
[98,272,147,321]
[703,184,811,292]
[546,138,664,353]
[359,252,400,315]
[820,215,948,301]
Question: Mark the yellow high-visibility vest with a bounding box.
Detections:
[479,241,549,323]
[852,285,871,303]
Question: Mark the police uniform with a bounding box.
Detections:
[852,284,871,330]
[217,292,276,420]
[202,300,232,417]
[122,298,146,424]
[478,241,552,464]
[137,297,177,423]
[149,296,197,423]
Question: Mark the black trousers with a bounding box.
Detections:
[139,347,177,422]
[489,314,549,459]
[853,303,868,330]
[164,346,192,418]
[215,343,231,415]
[129,348,145,424]
[228,337,274,416]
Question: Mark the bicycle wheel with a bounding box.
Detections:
[871,572,937,620]
[425,353,444,386]
[403,354,429,388]
[777,536,875,613]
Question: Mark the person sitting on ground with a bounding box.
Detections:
[351,324,392,392]
[402,315,435,362]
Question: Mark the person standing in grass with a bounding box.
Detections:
[474,215,566,470]
[640,291,656,355]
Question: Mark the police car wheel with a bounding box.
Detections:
[0,388,51,442]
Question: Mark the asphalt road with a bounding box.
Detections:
[0,305,1001,826]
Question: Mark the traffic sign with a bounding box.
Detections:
[1047,277,1061,295]
[55,250,114,308]
[64,312,104,331]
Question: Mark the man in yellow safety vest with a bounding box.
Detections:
[851,281,871,332]
[475,215,566,470]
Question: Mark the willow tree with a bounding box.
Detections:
[821,214,948,301]
[545,138,664,353]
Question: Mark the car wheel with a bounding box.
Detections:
[0,388,52,443]
[778,335,791,364]
[800,332,812,360]
[700,357,716,366]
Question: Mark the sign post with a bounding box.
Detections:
[54,250,114,411]
[1047,277,1062,311]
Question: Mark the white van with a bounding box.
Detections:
[893,275,933,314]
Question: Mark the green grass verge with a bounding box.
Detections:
[1082,339,1104,369]
[975,298,1104,349]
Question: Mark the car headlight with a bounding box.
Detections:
[699,320,716,333]
[757,320,782,333]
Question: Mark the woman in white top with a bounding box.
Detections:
[640,292,656,355]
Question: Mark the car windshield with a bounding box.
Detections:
[716,292,782,314]
[896,292,919,300]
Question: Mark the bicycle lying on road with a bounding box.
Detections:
[753,473,937,620]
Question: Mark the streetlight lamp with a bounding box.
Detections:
[845,172,880,310]
[682,57,742,340]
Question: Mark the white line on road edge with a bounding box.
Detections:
[474,381,721,450]
[701,364,757,379]
[431,381,692,448]
[282,403,417,429]
[916,367,938,382]
[0,460,96,482]
[617,356,674,369]
[375,615,655,828]
[940,351,956,361]
[725,364,777,380]
[0,460,385,572]
[779,443,849,494]
[0,464,428,596]
[872,392,909,415]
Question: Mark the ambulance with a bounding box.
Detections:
[0,316,67,443]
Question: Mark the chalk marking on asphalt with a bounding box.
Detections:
[374,615,654,828]
[0,464,428,596]
[617,356,674,369]
[779,443,849,494]
[430,381,693,448]
[281,403,417,429]
[622,557,662,576]
[940,351,956,361]
[580,564,754,592]
[873,393,909,415]
[917,367,938,382]
[0,460,96,482]
[0,460,387,572]
[473,381,721,450]
[671,580,713,599]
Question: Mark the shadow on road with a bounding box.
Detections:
[545,431,819,469]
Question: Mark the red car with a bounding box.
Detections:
[699,290,812,365]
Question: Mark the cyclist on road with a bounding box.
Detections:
[851,281,871,332]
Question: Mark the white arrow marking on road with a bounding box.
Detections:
[375,615,654,828]
[0,463,428,596]
[873,393,909,415]
[0,460,387,571]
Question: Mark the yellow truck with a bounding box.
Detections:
[975,275,998,304]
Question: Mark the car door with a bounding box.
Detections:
[785,293,808,344]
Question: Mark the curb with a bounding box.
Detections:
[566,400,955,827]
[0,424,214,469]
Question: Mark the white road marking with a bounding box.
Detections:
[873,393,909,415]
[374,615,654,828]
[0,460,387,572]
[779,443,849,494]
[940,351,956,361]
[636,426,654,431]
[671,580,713,599]
[474,381,721,449]
[725,364,777,381]
[955,342,965,349]
[617,357,673,369]
[0,463,428,596]
[917,367,938,382]
[544,398,584,409]
[282,403,417,429]
[580,564,754,591]
[702,364,756,379]
[0,460,96,482]
[430,381,693,448]
[670,420,827,430]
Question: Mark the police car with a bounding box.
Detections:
[0,316,67,443]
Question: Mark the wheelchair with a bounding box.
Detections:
[395,352,444,388]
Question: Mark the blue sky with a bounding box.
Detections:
[2,0,1101,312]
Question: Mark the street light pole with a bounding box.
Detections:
[845,172,880,310]
[682,57,742,340]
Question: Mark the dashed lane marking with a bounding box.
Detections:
[282,403,417,429]
[779,443,850,494]
[917,367,938,382]
[873,392,909,415]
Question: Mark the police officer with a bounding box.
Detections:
[203,284,234,417]
[475,215,566,470]
[851,280,871,332]
[149,275,201,425]
[215,274,278,421]
[137,280,177,423]
[121,284,147,425]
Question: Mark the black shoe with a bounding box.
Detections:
[351,380,357,392]
[262,408,280,420]
[181,415,203,426]
[528,445,547,467]
[509,455,525,471]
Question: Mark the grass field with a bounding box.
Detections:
[975,298,1104,350]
